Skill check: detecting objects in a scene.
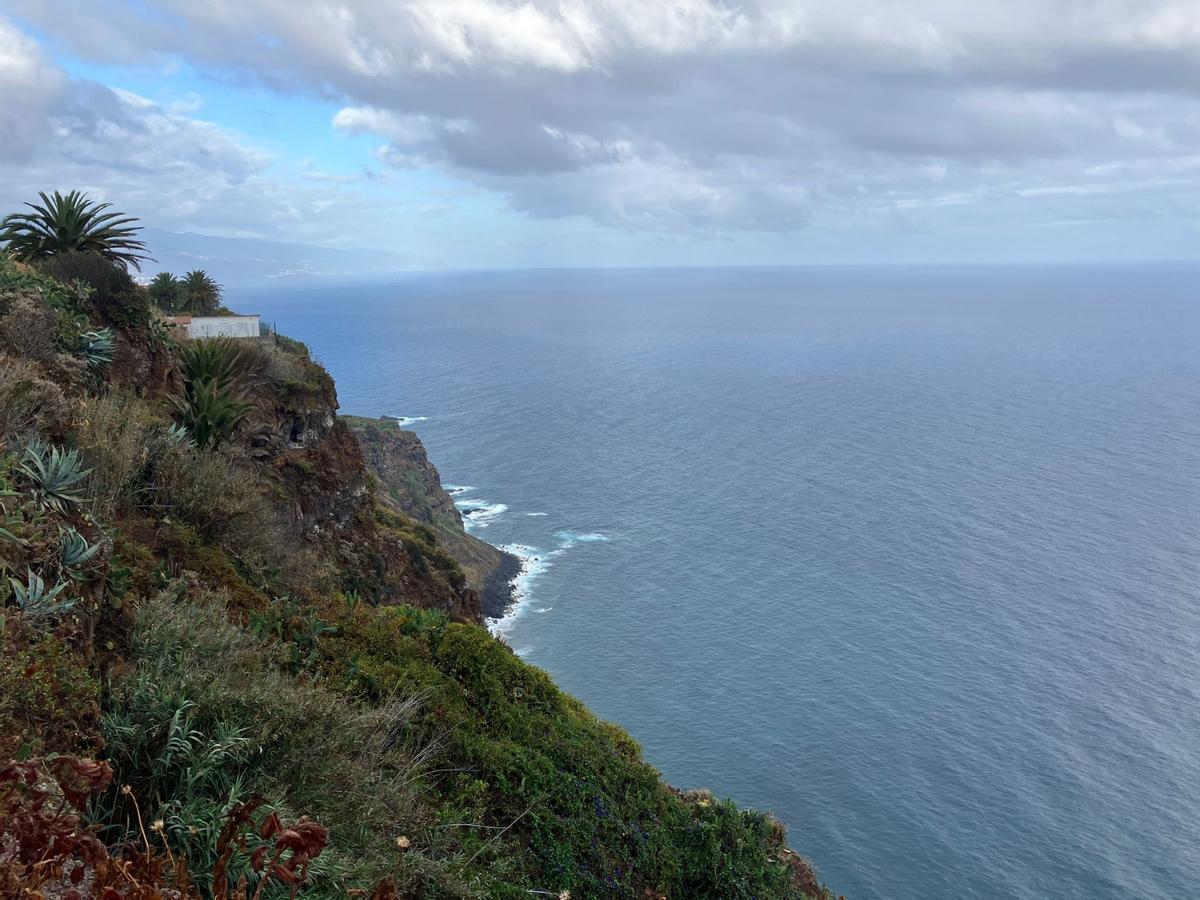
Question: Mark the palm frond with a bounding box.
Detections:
[0,190,152,271]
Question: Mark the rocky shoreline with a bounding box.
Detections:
[481,548,523,619]
[342,413,521,622]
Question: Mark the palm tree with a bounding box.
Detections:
[148,272,182,312]
[180,270,222,315]
[0,190,151,271]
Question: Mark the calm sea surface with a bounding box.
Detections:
[245,267,1200,899]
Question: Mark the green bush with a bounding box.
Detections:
[73,393,161,520]
[321,607,819,899]
[0,257,84,319]
[36,251,153,329]
[147,441,263,541]
[101,588,468,897]
[0,627,99,757]
[37,251,135,301]
[0,355,71,443]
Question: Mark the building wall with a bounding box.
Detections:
[186,316,260,339]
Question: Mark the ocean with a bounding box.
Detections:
[244,266,1200,899]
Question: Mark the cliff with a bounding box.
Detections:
[0,253,836,900]
[343,415,521,618]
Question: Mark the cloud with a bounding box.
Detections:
[4,1,1200,249]
[0,16,421,266]
[0,16,67,161]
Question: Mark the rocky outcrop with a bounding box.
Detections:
[244,356,482,621]
[344,415,519,618]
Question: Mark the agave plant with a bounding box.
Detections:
[8,568,75,618]
[0,190,151,271]
[164,422,195,447]
[59,527,102,571]
[78,328,116,369]
[0,499,22,545]
[17,440,92,512]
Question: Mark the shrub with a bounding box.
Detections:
[0,627,99,756]
[147,441,263,541]
[0,754,207,897]
[0,354,71,442]
[0,256,84,319]
[319,608,822,899]
[73,393,161,520]
[35,250,154,329]
[101,589,448,895]
[0,291,61,366]
[37,250,137,299]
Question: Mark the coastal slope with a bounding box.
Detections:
[0,254,836,899]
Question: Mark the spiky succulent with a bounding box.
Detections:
[0,190,151,271]
[79,328,116,369]
[17,440,92,513]
[0,486,22,546]
[164,422,195,447]
[8,568,75,618]
[171,338,256,448]
[59,527,101,571]
[178,337,251,385]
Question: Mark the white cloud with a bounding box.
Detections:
[0,16,67,161]
[4,1,1200,251]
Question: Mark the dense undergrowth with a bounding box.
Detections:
[0,249,835,899]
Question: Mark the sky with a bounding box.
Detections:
[1,1,1199,277]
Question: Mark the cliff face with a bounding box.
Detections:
[345,415,519,618]
[247,364,483,621]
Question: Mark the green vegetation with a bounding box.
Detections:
[173,338,253,448]
[0,193,835,900]
[148,271,182,309]
[181,269,223,314]
[149,268,225,315]
[0,190,151,270]
[16,440,92,512]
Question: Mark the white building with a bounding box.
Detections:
[170,315,262,339]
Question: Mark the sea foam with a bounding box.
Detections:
[486,531,611,640]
